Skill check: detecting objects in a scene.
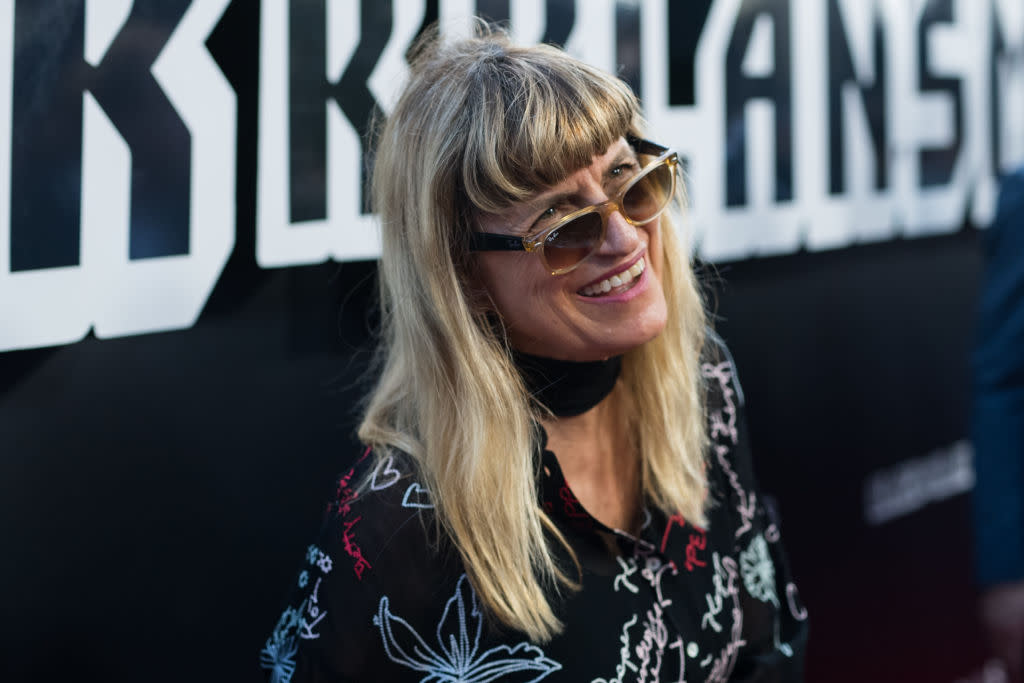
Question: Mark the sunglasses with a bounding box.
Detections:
[468,137,679,275]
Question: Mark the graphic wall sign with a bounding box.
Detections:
[1,0,235,351]
[2,0,1023,352]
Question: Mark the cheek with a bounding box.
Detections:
[476,258,576,355]
[477,256,550,322]
[643,222,667,286]
[646,223,666,275]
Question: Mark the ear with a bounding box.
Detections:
[457,206,501,315]
[461,257,497,315]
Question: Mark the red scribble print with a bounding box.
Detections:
[660,513,686,554]
[684,532,707,571]
[325,450,375,580]
[341,516,372,580]
[357,445,372,463]
[559,484,589,519]
[327,467,359,518]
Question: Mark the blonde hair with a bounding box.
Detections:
[359,25,708,642]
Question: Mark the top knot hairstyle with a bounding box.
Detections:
[360,24,709,641]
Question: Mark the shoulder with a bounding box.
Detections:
[317,447,463,606]
[697,338,811,665]
[327,448,439,564]
[701,330,747,470]
[699,333,760,533]
[261,447,463,681]
[702,328,745,411]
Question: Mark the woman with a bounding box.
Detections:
[262,25,808,682]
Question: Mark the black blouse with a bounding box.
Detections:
[260,358,809,682]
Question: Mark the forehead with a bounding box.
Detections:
[474,136,635,232]
[523,137,634,203]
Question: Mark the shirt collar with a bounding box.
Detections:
[535,424,683,560]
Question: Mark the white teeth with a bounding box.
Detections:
[580,257,646,297]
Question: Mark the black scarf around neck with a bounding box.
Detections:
[512,350,623,417]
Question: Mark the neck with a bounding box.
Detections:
[541,385,642,532]
[512,350,622,418]
[512,349,641,531]
[541,390,623,460]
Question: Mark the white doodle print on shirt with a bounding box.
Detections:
[374,574,561,681]
[639,560,681,683]
[669,639,688,682]
[316,551,333,574]
[593,607,687,683]
[702,361,739,445]
[702,552,747,683]
[594,557,687,683]
[370,454,402,491]
[711,441,756,539]
[702,362,756,538]
[260,545,338,682]
[304,544,334,574]
[299,578,327,640]
[637,604,682,683]
[641,558,676,610]
[701,552,733,634]
[595,614,639,683]
[613,556,640,594]
[400,482,434,509]
[786,582,809,621]
[706,606,746,683]
[739,534,779,607]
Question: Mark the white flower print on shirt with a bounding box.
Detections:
[739,534,779,607]
[260,605,301,683]
[374,574,562,682]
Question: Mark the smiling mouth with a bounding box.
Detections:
[579,257,646,297]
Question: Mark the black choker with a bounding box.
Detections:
[512,350,623,417]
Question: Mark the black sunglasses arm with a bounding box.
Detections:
[468,231,527,253]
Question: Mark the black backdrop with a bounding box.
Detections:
[0,1,1000,681]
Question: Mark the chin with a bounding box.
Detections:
[509,302,668,361]
[575,325,667,361]
[604,332,664,359]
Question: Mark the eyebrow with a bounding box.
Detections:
[526,148,640,214]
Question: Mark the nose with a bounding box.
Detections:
[597,208,643,255]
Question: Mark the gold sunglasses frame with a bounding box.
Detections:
[468,139,680,275]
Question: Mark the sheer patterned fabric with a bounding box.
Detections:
[261,356,808,682]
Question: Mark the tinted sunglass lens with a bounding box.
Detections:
[623,161,674,222]
[543,212,603,272]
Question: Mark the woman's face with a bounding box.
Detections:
[474,137,668,361]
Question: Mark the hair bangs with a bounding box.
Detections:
[460,43,641,214]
